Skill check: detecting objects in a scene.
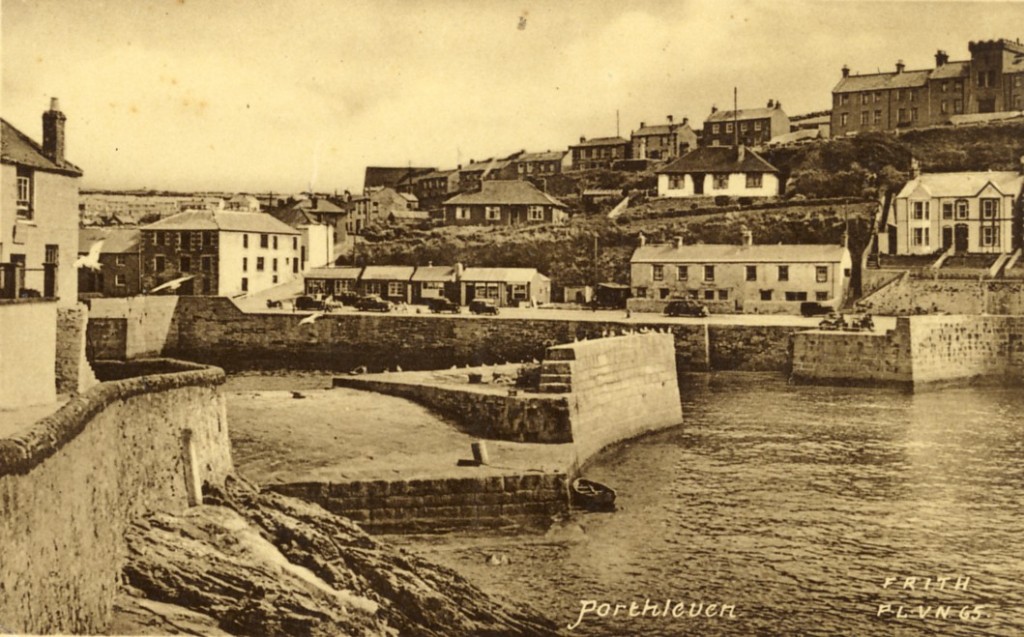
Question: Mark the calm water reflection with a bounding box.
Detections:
[400,373,1024,636]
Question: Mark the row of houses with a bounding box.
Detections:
[304,263,551,307]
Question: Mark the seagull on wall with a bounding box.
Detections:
[74,239,104,271]
[148,275,194,294]
[298,311,325,326]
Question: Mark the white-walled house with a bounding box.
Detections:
[656,146,780,198]
[141,211,300,296]
[887,167,1024,255]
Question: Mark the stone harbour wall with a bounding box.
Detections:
[87,296,180,360]
[0,359,231,636]
[857,274,1024,316]
[791,320,913,386]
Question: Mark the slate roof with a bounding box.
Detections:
[1,118,83,176]
[443,180,567,207]
[517,150,566,162]
[364,166,435,190]
[929,60,971,80]
[266,206,318,228]
[832,69,931,94]
[631,243,848,264]
[657,146,778,174]
[896,171,1024,199]
[142,210,299,234]
[388,209,430,221]
[706,107,782,123]
[410,266,457,282]
[78,227,140,254]
[360,265,416,281]
[569,136,630,148]
[305,266,362,280]
[461,267,549,282]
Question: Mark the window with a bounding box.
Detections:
[712,124,720,134]
[652,265,664,281]
[909,90,916,102]
[745,265,757,281]
[981,199,999,219]
[256,257,265,271]
[636,286,648,298]
[725,123,734,133]
[954,99,963,114]
[942,202,953,219]
[243,234,249,249]
[241,277,248,292]
[272,275,278,284]
[754,121,762,131]
[273,236,278,250]
[840,113,849,126]
[677,265,688,281]
[861,93,870,105]
[983,226,1000,247]
[874,110,882,124]
[669,175,683,189]
[955,80,963,91]
[195,232,204,249]
[242,257,248,272]
[511,284,528,300]
[703,290,715,300]
[860,111,869,125]
[941,101,948,114]
[272,258,278,272]
[115,273,126,287]
[388,281,404,297]
[760,290,773,301]
[746,173,762,189]
[955,199,968,219]
[718,289,729,301]
[260,234,269,248]
[158,232,167,247]
[740,122,748,132]
[293,236,298,250]
[911,107,918,121]
[816,291,829,301]
[778,265,789,281]
[179,231,188,247]
[44,244,58,264]
[154,256,165,272]
[942,81,949,93]
[912,201,929,220]
[201,256,213,272]
[16,167,33,219]
[875,92,882,103]
[115,254,126,266]
[703,265,715,282]
[485,206,501,220]
[528,206,545,220]
[895,90,902,101]
[713,174,729,190]
[180,256,192,272]
[840,94,849,106]
[203,278,212,294]
[785,291,808,301]
[898,108,907,122]
[816,266,828,283]
[912,228,929,246]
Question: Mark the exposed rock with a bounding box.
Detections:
[122,475,558,636]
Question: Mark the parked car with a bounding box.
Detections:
[818,313,848,331]
[664,298,709,317]
[294,295,327,311]
[428,297,460,313]
[332,291,360,306]
[355,294,392,312]
[800,301,833,317]
[469,298,500,315]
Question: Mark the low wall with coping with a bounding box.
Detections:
[0,359,232,636]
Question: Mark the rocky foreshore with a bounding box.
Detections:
[111,475,558,636]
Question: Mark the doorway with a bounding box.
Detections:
[942,226,953,250]
[954,224,969,253]
[693,174,704,195]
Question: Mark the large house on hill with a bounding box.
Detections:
[703,101,789,148]
[832,39,1024,136]
[656,146,780,198]
[141,210,300,296]
[631,116,698,161]
[887,165,1024,255]
[442,180,568,225]
[568,136,631,170]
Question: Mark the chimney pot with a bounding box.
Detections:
[935,50,949,67]
[673,236,683,249]
[711,105,718,114]
[638,232,646,247]
[767,99,774,108]
[682,117,689,125]
[842,64,850,78]
[580,136,586,143]
[741,227,753,246]
[41,97,67,165]
[896,59,905,73]
[640,122,645,129]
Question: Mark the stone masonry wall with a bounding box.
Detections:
[55,305,98,395]
[87,296,802,374]
[0,360,231,636]
[858,275,1024,316]
[791,319,913,386]
[331,377,573,443]
[909,315,1024,384]
[87,296,180,360]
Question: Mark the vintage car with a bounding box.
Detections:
[469,298,500,315]
[355,294,392,312]
[800,301,834,317]
[428,297,460,313]
[293,295,327,311]
[664,298,709,317]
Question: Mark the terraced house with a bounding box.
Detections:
[631,116,698,161]
[141,210,299,296]
[702,101,788,148]
[568,136,630,170]
[442,180,568,226]
[832,38,1024,136]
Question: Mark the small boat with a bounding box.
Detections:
[571,478,616,512]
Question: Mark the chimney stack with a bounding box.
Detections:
[579,136,586,143]
[896,60,905,73]
[711,105,718,114]
[673,236,683,249]
[42,97,66,165]
[741,227,753,246]
[455,262,465,280]
[640,121,646,129]
[667,115,674,124]
[935,50,949,67]
[911,157,921,179]
[767,99,774,108]
[842,65,850,78]
[682,117,689,125]
[638,232,646,247]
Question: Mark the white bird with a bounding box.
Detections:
[395,365,402,372]
[148,275,194,294]
[74,239,105,271]
[298,311,325,326]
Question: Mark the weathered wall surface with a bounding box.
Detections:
[0,299,56,408]
[87,296,180,360]
[55,304,98,395]
[269,473,569,533]
[542,333,682,465]
[0,360,231,636]
[858,274,1024,316]
[332,376,573,443]
[791,320,913,386]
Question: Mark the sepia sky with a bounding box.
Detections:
[2,0,1022,193]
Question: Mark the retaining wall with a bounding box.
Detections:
[0,359,231,635]
[857,273,1024,315]
[55,305,98,395]
[87,296,180,360]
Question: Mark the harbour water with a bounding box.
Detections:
[397,372,1024,636]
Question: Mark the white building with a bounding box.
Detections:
[656,146,780,198]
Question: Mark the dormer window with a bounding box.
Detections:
[16,167,33,220]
